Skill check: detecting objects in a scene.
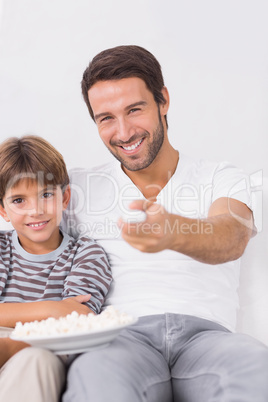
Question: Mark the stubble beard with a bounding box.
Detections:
[106,111,165,172]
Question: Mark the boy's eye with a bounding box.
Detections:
[42,192,53,199]
[12,198,24,204]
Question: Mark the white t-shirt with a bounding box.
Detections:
[62,153,254,331]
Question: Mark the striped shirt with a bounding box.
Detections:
[0,230,112,314]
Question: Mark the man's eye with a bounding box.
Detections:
[100,116,112,122]
[129,108,140,114]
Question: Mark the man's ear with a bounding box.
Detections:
[0,204,10,222]
[62,185,71,211]
[160,86,170,115]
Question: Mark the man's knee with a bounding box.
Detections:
[173,332,268,402]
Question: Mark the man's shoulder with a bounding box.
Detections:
[68,160,118,179]
[179,153,240,177]
[177,153,221,178]
[67,160,121,202]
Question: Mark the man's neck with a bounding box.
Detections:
[122,145,179,201]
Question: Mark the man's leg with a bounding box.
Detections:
[0,347,66,402]
[63,316,173,402]
[170,316,268,401]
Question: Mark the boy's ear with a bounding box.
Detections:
[0,204,10,222]
[62,185,71,211]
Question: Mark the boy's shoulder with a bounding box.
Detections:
[0,230,13,244]
[0,231,14,258]
[62,231,106,255]
[62,233,109,266]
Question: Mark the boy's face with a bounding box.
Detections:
[0,179,70,254]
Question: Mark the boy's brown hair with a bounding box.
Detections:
[0,135,69,206]
[81,45,168,126]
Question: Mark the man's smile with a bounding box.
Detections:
[120,138,144,153]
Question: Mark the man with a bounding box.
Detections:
[62,45,268,401]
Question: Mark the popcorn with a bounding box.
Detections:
[12,306,134,338]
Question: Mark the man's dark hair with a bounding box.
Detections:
[81,45,168,126]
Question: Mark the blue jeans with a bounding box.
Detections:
[63,314,268,401]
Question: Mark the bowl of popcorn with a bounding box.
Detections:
[10,306,137,355]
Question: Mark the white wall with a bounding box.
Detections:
[0,0,267,231]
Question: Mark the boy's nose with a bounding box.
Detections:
[28,200,44,216]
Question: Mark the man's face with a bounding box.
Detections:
[88,77,169,172]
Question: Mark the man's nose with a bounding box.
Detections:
[116,118,136,143]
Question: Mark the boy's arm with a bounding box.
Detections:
[0,294,93,327]
[0,238,111,327]
[62,237,112,314]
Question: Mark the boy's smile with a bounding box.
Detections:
[0,179,70,254]
[26,220,50,229]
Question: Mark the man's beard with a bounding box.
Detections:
[107,110,165,172]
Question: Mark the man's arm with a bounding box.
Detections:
[119,197,254,264]
[0,294,93,328]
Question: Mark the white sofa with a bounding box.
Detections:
[237,177,268,346]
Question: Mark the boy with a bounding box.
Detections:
[0,135,112,402]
